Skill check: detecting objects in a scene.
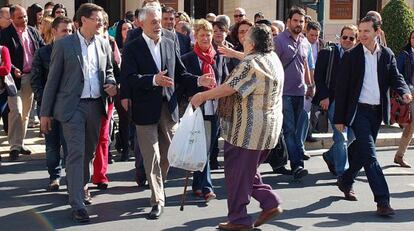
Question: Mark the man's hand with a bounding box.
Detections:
[335,124,345,132]
[155,70,174,87]
[40,117,52,134]
[104,84,117,97]
[121,99,131,111]
[199,73,216,88]
[306,86,315,99]
[319,98,330,111]
[14,68,22,78]
[190,92,206,108]
[402,93,412,104]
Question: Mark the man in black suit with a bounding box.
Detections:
[0,5,45,161]
[120,5,214,219]
[161,6,191,55]
[334,16,412,216]
[313,24,358,179]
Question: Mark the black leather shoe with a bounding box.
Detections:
[9,150,19,161]
[303,153,311,160]
[272,166,292,175]
[72,209,90,223]
[20,147,31,155]
[148,204,163,219]
[293,166,308,180]
[322,152,337,176]
[96,182,108,190]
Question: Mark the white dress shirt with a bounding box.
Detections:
[198,58,217,115]
[142,32,163,87]
[358,44,381,105]
[78,31,101,99]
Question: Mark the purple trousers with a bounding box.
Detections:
[224,141,282,225]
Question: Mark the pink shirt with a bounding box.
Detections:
[14,24,34,73]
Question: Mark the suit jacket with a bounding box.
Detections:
[30,44,52,103]
[181,50,228,119]
[312,44,341,105]
[40,33,116,122]
[0,25,45,89]
[176,32,192,55]
[125,27,180,54]
[396,46,414,91]
[120,35,198,125]
[333,43,410,126]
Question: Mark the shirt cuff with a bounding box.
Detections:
[153,75,158,86]
[197,76,201,87]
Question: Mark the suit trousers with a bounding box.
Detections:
[62,99,102,210]
[92,102,114,184]
[341,104,390,206]
[7,74,33,151]
[136,102,177,206]
[224,141,281,226]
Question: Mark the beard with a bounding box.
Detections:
[290,26,302,35]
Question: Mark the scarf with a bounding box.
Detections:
[193,42,217,89]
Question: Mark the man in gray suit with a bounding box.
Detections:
[40,3,116,223]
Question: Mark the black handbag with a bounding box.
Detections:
[265,132,288,170]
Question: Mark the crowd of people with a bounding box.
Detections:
[0,0,413,229]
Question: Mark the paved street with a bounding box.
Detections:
[1,126,414,231]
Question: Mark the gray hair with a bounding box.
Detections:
[138,5,161,22]
[215,15,231,30]
[272,20,285,32]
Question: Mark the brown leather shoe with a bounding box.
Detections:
[218,222,253,231]
[337,180,357,201]
[48,179,60,191]
[254,206,283,227]
[376,205,395,216]
[394,155,411,168]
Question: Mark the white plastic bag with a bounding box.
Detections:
[168,104,207,172]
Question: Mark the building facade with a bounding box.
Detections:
[4,0,414,41]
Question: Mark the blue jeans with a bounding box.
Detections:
[325,101,354,177]
[297,109,309,153]
[340,104,390,206]
[282,96,304,170]
[45,119,68,181]
[192,119,217,195]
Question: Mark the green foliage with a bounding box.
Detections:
[382,0,414,55]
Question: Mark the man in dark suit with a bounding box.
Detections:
[40,3,116,222]
[161,6,191,55]
[313,24,358,179]
[0,5,45,161]
[334,16,412,216]
[120,6,214,219]
[31,16,73,191]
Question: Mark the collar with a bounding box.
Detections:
[142,32,162,46]
[12,23,26,33]
[411,47,414,54]
[284,29,304,42]
[77,30,96,46]
[363,42,381,55]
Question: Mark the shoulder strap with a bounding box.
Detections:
[283,47,299,70]
[325,45,335,88]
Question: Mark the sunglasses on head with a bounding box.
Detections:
[234,14,245,18]
[341,35,355,41]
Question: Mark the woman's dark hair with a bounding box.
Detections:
[27,3,43,28]
[247,24,274,53]
[51,3,67,17]
[231,19,253,51]
[115,19,131,49]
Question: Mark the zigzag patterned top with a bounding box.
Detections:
[221,52,284,150]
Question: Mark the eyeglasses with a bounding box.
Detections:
[87,17,104,24]
[234,14,245,18]
[341,35,355,41]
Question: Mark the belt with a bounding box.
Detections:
[358,102,381,111]
[80,97,101,101]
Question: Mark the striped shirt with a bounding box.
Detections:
[222,52,284,150]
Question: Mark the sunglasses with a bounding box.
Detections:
[234,14,245,18]
[341,35,355,41]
